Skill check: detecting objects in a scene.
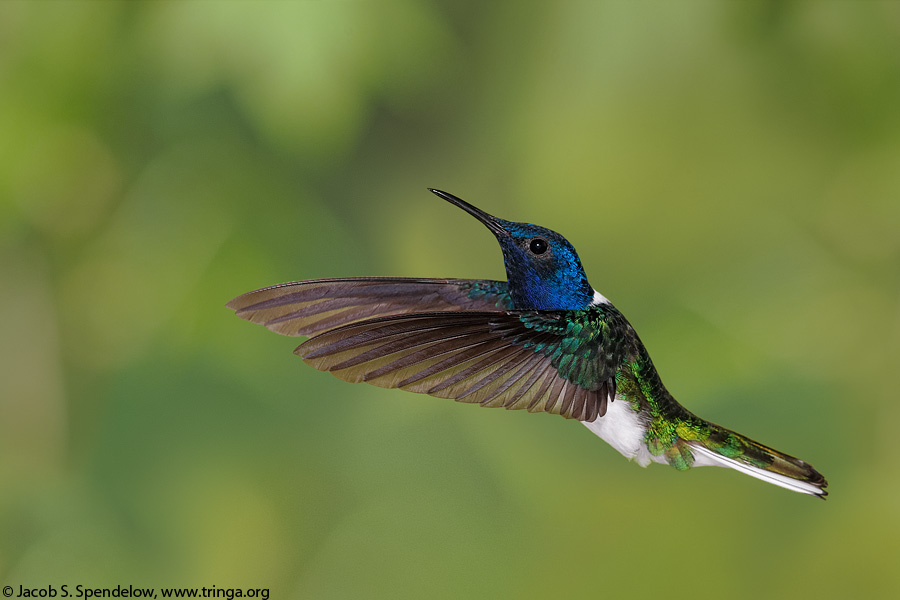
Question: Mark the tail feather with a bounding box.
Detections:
[688,426,828,498]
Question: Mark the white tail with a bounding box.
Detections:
[689,443,827,497]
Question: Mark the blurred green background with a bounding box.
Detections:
[2,1,899,598]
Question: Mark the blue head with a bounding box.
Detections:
[431,189,594,311]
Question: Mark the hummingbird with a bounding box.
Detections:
[228,189,828,498]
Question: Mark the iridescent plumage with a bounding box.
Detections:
[228,190,827,497]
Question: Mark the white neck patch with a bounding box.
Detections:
[592,289,610,305]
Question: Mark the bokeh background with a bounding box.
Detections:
[2,1,899,598]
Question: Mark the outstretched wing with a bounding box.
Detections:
[227,277,512,337]
[295,308,629,422]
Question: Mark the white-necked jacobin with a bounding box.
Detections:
[228,189,828,498]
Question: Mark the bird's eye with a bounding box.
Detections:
[529,238,548,255]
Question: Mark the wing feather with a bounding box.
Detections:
[228,278,512,336]
[236,294,628,421]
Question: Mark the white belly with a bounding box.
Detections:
[581,398,661,467]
